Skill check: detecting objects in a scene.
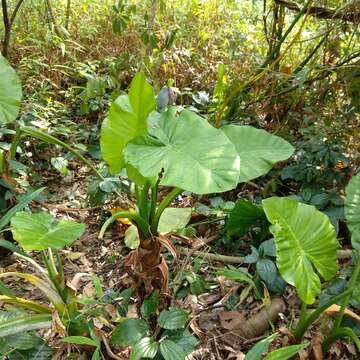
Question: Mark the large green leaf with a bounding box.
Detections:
[0,313,52,338]
[111,318,149,347]
[345,172,360,250]
[158,308,188,330]
[222,126,294,182]
[158,207,192,234]
[124,207,192,249]
[130,337,158,360]
[0,187,45,231]
[226,200,266,236]
[11,211,86,251]
[160,339,186,360]
[124,108,240,194]
[263,197,339,304]
[100,72,156,174]
[0,55,22,124]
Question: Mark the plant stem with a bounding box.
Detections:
[332,257,360,331]
[323,327,360,353]
[150,181,159,232]
[151,187,182,234]
[99,211,149,238]
[190,217,226,227]
[139,182,150,221]
[293,288,352,340]
[42,250,65,302]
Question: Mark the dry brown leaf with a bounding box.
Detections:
[52,311,67,337]
[324,304,360,322]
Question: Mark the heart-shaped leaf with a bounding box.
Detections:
[124,108,240,194]
[158,308,188,330]
[130,337,158,360]
[0,55,22,124]
[345,172,360,250]
[111,318,149,347]
[100,72,155,174]
[11,211,86,251]
[222,126,294,182]
[141,289,159,318]
[226,200,266,236]
[123,207,192,249]
[160,339,186,360]
[263,197,339,304]
[158,207,192,234]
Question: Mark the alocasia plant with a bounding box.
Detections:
[0,211,86,338]
[0,54,22,125]
[100,72,295,297]
[262,173,360,352]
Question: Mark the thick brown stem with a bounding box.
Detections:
[125,236,168,300]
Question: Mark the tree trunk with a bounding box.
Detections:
[45,0,62,37]
[1,0,26,58]
[1,0,10,58]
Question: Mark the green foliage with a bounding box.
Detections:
[124,108,240,194]
[263,342,309,360]
[130,337,158,360]
[160,339,186,360]
[158,208,192,234]
[11,211,85,251]
[222,125,294,183]
[0,321,54,360]
[0,312,52,338]
[226,199,267,237]
[111,318,150,346]
[0,187,45,231]
[158,308,188,330]
[100,72,156,174]
[245,332,278,360]
[0,55,22,124]
[345,172,360,250]
[141,289,159,318]
[263,197,339,304]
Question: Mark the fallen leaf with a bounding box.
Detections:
[324,304,360,322]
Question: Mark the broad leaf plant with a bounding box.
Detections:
[99,72,294,298]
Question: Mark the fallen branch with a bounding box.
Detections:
[178,247,353,264]
[178,247,244,264]
[220,297,286,339]
[275,0,360,23]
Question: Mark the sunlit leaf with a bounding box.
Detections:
[0,55,22,124]
[345,172,360,250]
[222,126,294,182]
[263,197,339,304]
[263,342,309,360]
[124,108,240,194]
[11,211,85,251]
[100,72,155,174]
